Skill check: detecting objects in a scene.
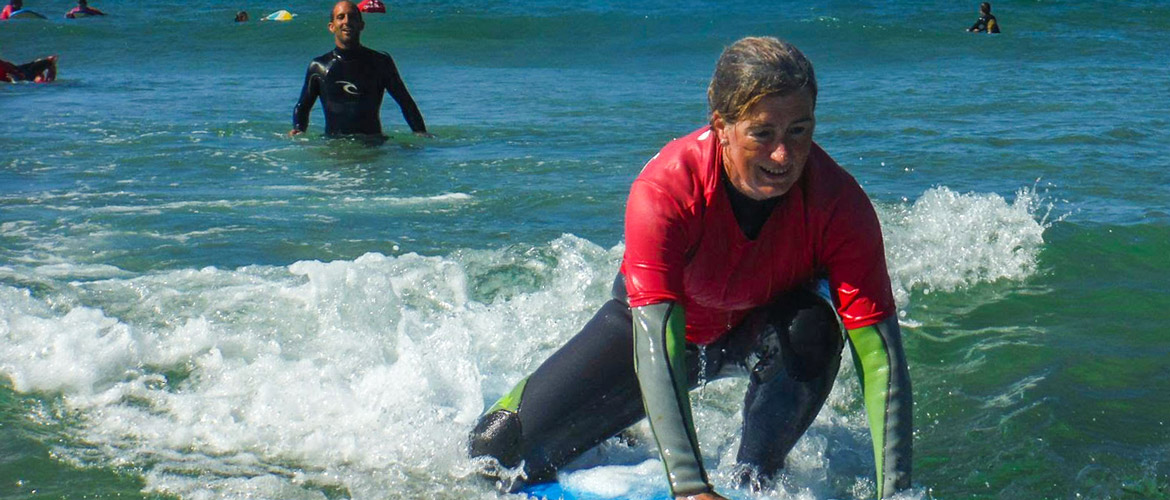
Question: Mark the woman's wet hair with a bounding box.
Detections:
[708,36,817,125]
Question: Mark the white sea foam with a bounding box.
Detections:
[90,199,288,214]
[367,192,474,205]
[0,236,616,499]
[335,193,474,209]
[138,226,251,244]
[0,286,138,395]
[0,183,1045,499]
[881,185,1051,310]
[33,263,132,279]
[559,459,666,499]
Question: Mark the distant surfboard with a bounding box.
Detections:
[9,9,48,19]
[262,10,296,22]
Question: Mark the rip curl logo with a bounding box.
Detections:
[337,81,360,95]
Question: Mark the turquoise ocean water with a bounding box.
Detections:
[3,1,1169,498]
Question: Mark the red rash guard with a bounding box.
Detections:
[621,126,896,344]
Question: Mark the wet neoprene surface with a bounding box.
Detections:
[292,46,426,136]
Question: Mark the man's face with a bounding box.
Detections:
[328,2,365,48]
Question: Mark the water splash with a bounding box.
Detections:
[881,184,1055,309]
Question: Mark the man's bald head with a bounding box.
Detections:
[328,0,365,49]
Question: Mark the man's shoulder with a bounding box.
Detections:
[360,46,395,63]
[312,50,336,64]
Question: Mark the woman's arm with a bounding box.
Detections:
[632,302,712,497]
[845,316,912,497]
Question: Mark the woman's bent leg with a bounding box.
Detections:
[468,299,646,490]
[731,287,844,483]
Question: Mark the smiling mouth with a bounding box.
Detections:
[759,164,790,177]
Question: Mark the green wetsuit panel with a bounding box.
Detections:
[846,316,912,498]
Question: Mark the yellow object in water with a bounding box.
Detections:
[263,10,296,22]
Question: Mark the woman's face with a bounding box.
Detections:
[714,88,816,201]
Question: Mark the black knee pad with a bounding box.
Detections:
[752,289,842,383]
[468,409,522,468]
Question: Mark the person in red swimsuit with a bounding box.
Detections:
[470,36,912,500]
[1,0,23,20]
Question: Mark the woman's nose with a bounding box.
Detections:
[770,141,790,164]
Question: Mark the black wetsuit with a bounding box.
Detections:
[469,174,913,496]
[470,274,848,492]
[968,13,1001,33]
[292,46,427,136]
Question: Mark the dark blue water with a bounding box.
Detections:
[2,1,1168,499]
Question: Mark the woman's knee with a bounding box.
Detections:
[752,288,842,383]
[468,408,523,467]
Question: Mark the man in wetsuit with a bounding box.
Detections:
[289,1,429,137]
[1,55,57,83]
[967,2,1001,33]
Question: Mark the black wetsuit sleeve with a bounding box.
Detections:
[381,55,427,133]
[292,63,320,133]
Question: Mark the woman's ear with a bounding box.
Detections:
[712,112,730,146]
